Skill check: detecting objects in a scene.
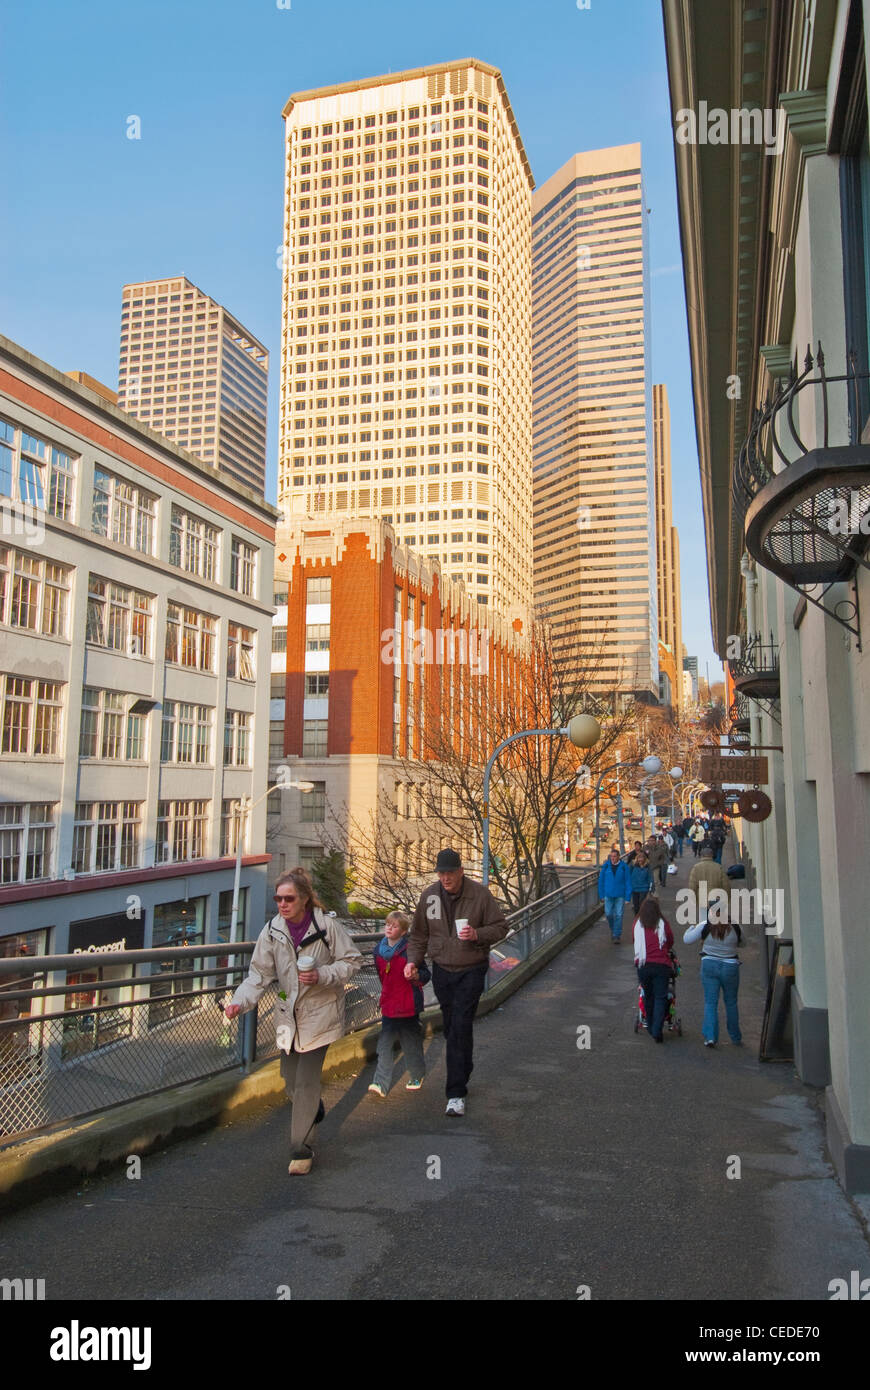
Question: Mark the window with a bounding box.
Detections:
[1,676,63,755]
[0,548,70,637]
[230,538,257,596]
[169,506,219,581]
[302,719,328,756]
[306,623,330,651]
[227,623,255,680]
[272,626,287,653]
[92,468,156,555]
[224,710,251,767]
[155,801,208,863]
[161,702,212,764]
[300,781,326,822]
[305,674,329,696]
[86,576,152,655]
[72,802,141,873]
[79,688,146,761]
[306,575,332,604]
[165,603,216,672]
[0,419,76,520]
[220,799,249,856]
[0,802,55,882]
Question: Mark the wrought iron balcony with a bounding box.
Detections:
[729,632,780,701]
[733,345,870,641]
[728,694,752,736]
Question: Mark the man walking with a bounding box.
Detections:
[406,848,507,1117]
[597,846,631,944]
[688,846,730,921]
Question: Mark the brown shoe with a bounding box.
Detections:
[288,1146,314,1175]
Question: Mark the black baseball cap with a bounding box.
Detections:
[435,848,462,871]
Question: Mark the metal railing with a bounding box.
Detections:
[0,870,600,1145]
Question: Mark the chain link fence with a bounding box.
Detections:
[0,871,598,1145]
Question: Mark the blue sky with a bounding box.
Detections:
[0,0,722,684]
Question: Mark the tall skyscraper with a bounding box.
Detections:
[278,59,534,620]
[653,383,683,713]
[532,146,657,704]
[118,277,268,496]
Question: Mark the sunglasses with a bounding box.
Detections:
[275,894,298,903]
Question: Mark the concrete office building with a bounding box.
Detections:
[664,0,870,1190]
[653,384,683,713]
[532,145,657,706]
[0,335,276,1059]
[277,59,534,623]
[118,277,269,496]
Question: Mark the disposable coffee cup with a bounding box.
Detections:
[455,918,469,938]
[297,954,316,972]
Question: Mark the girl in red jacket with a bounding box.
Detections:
[369,912,431,1096]
[633,896,675,1044]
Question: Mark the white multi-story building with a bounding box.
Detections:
[278,59,534,624]
[532,146,657,704]
[0,334,277,1023]
[118,277,269,497]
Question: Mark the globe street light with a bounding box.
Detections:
[594,754,663,866]
[482,714,601,887]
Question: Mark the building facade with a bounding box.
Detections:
[268,517,525,894]
[0,335,276,1046]
[277,60,534,623]
[653,383,683,712]
[532,145,657,705]
[117,277,269,496]
[664,0,870,1191]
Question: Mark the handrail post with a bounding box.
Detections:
[240,1005,257,1074]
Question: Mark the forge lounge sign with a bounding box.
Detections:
[68,912,145,955]
[699,753,769,786]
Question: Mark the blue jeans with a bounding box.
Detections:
[373,1016,426,1090]
[677,838,684,856]
[603,896,625,940]
[701,958,741,1043]
[713,846,723,864]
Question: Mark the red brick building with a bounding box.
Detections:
[267,518,526,888]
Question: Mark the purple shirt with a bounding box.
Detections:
[284,910,313,952]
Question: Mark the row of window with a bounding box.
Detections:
[0,675,253,765]
[0,798,267,884]
[0,417,260,589]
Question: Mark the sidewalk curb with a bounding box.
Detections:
[0,901,602,1211]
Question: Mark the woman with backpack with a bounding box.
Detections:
[683,906,743,1047]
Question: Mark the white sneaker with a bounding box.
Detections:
[445,1097,465,1116]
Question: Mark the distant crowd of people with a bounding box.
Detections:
[597,814,741,1048]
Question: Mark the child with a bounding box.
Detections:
[369,911,431,1096]
[629,851,653,914]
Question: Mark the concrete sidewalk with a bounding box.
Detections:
[0,845,867,1301]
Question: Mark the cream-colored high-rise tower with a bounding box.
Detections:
[653,383,683,714]
[532,146,657,704]
[278,60,533,620]
[118,277,269,496]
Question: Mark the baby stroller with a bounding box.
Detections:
[633,950,682,1036]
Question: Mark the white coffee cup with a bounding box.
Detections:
[297,954,316,972]
[455,917,469,938]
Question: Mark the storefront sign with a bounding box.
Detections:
[68,912,145,955]
[699,753,768,785]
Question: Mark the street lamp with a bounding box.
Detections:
[229,778,315,940]
[594,754,662,866]
[668,766,683,822]
[481,714,600,887]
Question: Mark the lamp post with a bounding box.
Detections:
[481,714,600,887]
[595,756,662,866]
[667,766,683,823]
[230,778,315,940]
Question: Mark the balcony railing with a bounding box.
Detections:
[729,632,780,701]
[733,345,870,641]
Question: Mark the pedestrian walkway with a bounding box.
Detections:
[0,844,867,1301]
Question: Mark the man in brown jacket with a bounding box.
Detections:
[405,847,507,1116]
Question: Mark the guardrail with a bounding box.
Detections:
[0,869,600,1145]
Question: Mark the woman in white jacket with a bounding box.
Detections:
[225,868,362,1174]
